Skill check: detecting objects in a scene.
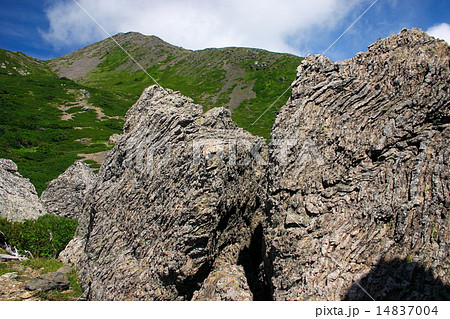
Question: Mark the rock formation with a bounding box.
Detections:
[266,29,449,300]
[64,86,267,300]
[0,159,47,222]
[60,28,449,300]
[41,161,95,219]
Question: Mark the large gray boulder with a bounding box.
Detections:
[63,86,267,300]
[266,29,449,300]
[41,161,95,219]
[0,159,47,222]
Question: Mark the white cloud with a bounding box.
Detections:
[426,23,450,43]
[41,0,366,55]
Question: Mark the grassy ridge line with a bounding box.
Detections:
[48,32,303,140]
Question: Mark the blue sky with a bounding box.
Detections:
[0,0,449,61]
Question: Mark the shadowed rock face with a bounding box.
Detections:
[67,86,267,300]
[345,258,450,300]
[41,161,95,220]
[0,159,47,222]
[266,29,449,300]
[59,29,449,300]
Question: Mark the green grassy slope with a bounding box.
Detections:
[0,49,126,193]
[47,32,303,140]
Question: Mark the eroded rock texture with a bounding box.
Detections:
[266,29,449,300]
[0,159,47,222]
[192,245,253,300]
[66,86,267,300]
[41,161,95,219]
[62,29,448,301]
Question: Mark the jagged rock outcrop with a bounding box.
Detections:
[62,29,448,301]
[41,161,95,219]
[192,264,252,300]
[0,159,47,222]
[266,29,449,300]
[64,86,267,300]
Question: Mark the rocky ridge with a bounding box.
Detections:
[63,85,268,300]
[8,28,448,300]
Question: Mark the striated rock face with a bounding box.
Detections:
[192,245,253,300]
[66,86,267,300]
[41,161,95,219]
[192,264,253,300]
[0,159,47,222]
[62,29,448,301]
[266,29,449,300]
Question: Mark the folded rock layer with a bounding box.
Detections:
[266,28,449,300]
[59,29,449,300]
[65,86,268,300]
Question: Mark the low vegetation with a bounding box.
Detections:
[0,213,81,300]
[81,43,303,141]
[0,215,77,258]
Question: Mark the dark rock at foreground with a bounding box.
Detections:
[25,272,70,292]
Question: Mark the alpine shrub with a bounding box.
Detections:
[0,214,77,258]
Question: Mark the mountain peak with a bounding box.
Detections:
[111,31,179,48]
[45,33,302,139]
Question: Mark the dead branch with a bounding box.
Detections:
[48,230,57,258]
[0,244,28,261]
[24,250,34,259]
[0,254,27,261]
